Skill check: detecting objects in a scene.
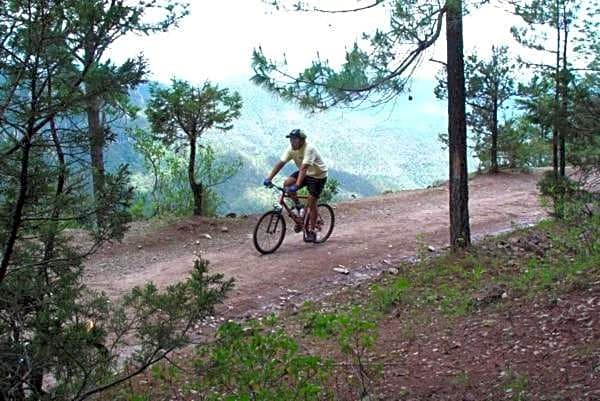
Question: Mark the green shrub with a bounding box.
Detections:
[192,319,332,401]
[371,277,411,312]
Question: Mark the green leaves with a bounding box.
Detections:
[251,0,447,110]
[145,79,243,215]
[123,259,233,360]
[146,79,243,142]
[435,46,517,171]
[194,318,332,401]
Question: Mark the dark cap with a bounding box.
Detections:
[286,128,307,139]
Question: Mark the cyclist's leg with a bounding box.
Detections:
[284,171,299,202]
[305,176,327,232]
[307,194,318,231]
[283,175,296,187]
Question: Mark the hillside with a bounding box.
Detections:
[106,78,477,215]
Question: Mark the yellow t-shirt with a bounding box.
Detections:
[280,143,328,179]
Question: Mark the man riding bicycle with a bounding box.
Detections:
[263,129,328,243]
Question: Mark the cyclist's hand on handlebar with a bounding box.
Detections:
[285,184,298,193]
[263,178,273,187]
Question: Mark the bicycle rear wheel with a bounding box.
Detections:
[253,211,286,254]
[304,203,335,244]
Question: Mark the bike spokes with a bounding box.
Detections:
[306,204,335,244]
[253,211,286,254]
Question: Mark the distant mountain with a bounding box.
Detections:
[106,77,478,215]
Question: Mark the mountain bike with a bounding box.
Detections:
[253,183,335,254]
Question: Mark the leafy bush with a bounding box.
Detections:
[297,177,340,204]
[303,307,379,399]
[371,277,411,312]
[132,129,241,218]
[0,258,233,400]
[320,178,340,203]
[537,171,589,219]
[192,318,332,401]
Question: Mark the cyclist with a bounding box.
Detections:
[263,129,328,243]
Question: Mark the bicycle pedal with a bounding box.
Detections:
[293,224,303,233]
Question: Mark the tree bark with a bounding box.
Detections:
[552,0,561,180]
[491,90,499,173]
[0,140,31,284]
[188,135,203,216]
[446,0,471,250]
[559,5,568,177]
[87,95,106,224]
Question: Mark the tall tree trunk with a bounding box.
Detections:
[559,7,568,177]
[0,141,31,284]
[446,0,471,250]
[87,95,106,225]
[0,71,37,284]
[188,135,203,216]
[491,90,499,173]
[552,0,561,179]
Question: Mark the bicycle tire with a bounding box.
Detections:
[253,210,286,254]
[303,203,335,244]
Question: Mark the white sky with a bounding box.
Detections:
[109,0,536,85]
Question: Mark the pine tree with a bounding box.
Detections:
[511,0,586,178]
[0,2,232,399]
[435,46,516,172]
[145,80,243,216]
[66,0,187,226]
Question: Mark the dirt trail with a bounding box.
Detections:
[85,171,547,316]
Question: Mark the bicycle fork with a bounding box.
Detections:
[267,210,283,234]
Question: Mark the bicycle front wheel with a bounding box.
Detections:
[304,203,335,244]
[253,211,286,254]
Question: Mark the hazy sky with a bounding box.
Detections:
[109,0,528,85]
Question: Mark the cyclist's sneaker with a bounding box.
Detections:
[305,230,317,243]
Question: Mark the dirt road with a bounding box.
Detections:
[86,171,547,316]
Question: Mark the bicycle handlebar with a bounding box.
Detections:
[267,183,286,193]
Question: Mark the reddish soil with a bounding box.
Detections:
[85,170,546,317]
[372,288,600,400]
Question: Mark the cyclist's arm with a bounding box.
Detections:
[296,164,310,187]
[267,161,286,181]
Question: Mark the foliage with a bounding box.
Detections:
[297,177,340,204]
[511,0,594,177]
[145,79,243,215]
[0,254,232,400]
[132,129,242,218]
[0,1,238,399]
[537,170,585,218]
[252,0,448,109]
[64,0,187,227]
[320,178,341,203]
[435,46,516,171]
[497,116,551,169]
[502,369,529,401]
[303,307,379,399]
[568,73,600,184]
[371,278,411,312]
[192,318,332,401]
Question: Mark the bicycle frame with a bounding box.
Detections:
[269,184,310,228]
[277,192,308,225]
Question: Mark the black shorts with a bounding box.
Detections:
[290,171,327,198]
